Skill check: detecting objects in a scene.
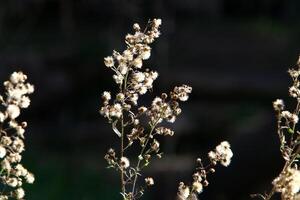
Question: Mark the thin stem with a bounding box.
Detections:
[120,116,126,196]
[264,101,300,200]
[264,142,300,200]
[131,123,157,198]
[120,71,129,198]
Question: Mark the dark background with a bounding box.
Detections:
[0,0,300,199]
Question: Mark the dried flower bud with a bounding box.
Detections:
[192,181,203,194]
[273,99,285,112]
[116,93,125,101]
[133,23,140,31]
[151,139,160,152]
[133,58,143,68]
[104,56,114,67]
[145,177,154,186]
[120,157,130,169]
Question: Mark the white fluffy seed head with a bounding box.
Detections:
[7,104,20,119]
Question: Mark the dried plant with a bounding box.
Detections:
[99,19,193,200]
[252,57,300,200]
[176,141,233,200]
[0,72,35,200]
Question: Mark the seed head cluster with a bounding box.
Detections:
[100,19,192,200]
[0,72,35,200]
[177,141,233,200]
[256,56,300,200]
[273,167,300,200]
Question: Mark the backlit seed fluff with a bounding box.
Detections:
[192,181,203,194]
[102,91,111,101]
[10,72,27,84]
[13,188,25,199]
[132,58,143,68]
[141,47,151,60]
[7,104,20,119]
[145,177,154,186]
[120,157,130,169]
[273,99,284,111]
[0,146,6,158]
[104,56,114,67]
[0,112,6,122]
[25,173,35,184]
[133,23,140,31]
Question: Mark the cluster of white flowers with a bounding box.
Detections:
[100,19,162,123]
[288,67,300,99]
[177,141,233,200]
[208,141,233,167]
[271,62,300,163]
[171,85,193,102]
[0,72,35,200]
[147,88,191,125]
[281,110,299,124]
[177,182,191,200]
[273,99,285,112]
[257,57,300,200]
[144,177,154,186]
[155,127,174,136]
[120,156,130,169]
[273,167,300,200]
[100,19,194,200]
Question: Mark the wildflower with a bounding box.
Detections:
[145,177,154,186]
[10,72,27,84]
[138,106,147,113]
[215,141,233,167]
[0,195,8,200]
[155,127,174,136]
[133,23,140,31]
[113,74,124,84]
[100,19,193,199]
[192,181,203,194]
[178,142,232,200]
[0,145,6,158]
[13,188,25,199]
[0,71,35,199]
[7,104,20,119]
[153,18,162,27]
[273,167,300,199]
[281,111,299,124]
[132,72,145,82]
[6,178,18,187]
[102,91,111,101]
[116,93,125,101]
[104,56,114,67]
[151,139,160,152]
[1,136,12,146]
[120,157,130,169]
[25,173,35,184]
[141,46,151,60]
[119,65,128,75]
[110,104,122,118]
[171,85,192,102]
[258,58,300,200]
[273,99,284,111]
[289,69,300,79]
[289,86,300,98]
[177,182,190,199]
[132,58,143,68]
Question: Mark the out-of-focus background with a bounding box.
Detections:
[0,0,300,199]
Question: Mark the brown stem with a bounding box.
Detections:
[131,122,157,198]
[121,116,126,197]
